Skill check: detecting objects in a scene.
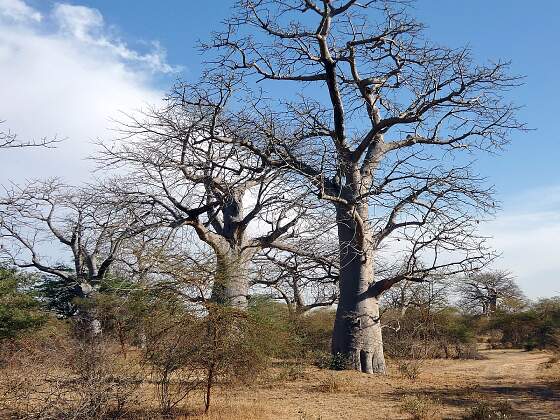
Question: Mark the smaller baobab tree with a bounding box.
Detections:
[0,179,156,336]
[98,82,326,310]
[457,270,525,316]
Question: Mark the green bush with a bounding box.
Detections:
[248,297,335,359]
[0,267,46,340]
[484,299,560,351]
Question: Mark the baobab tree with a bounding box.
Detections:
[98,91,326,309]
[0,179,156,335]
[197,0,524,372]
[457,270,525,316]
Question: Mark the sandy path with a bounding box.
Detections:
[221,350,560,419]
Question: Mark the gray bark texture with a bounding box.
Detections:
[331,205,386,373]
[212,247,251,309]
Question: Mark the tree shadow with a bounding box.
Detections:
[392,383,559,418]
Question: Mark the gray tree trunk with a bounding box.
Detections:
[212,247,250,309]
[207,189,255,309]
[331,206,386,374]
[488,293,498,314]
[76,282,102,338]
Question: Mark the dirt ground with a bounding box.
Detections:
[200,349,560,420]
[2,349,558,419]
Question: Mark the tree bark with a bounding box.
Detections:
[74,282,102,339]
[206,189,254,309]
[212,247,250,309]
[331,206,386,373]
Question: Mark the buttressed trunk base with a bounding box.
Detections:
[332,297,386,374]
[332,207,386,374]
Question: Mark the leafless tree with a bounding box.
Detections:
[98,89,330,309]
[0,179,157,335]
[457,270,525,316]
[252,234,339,314]
[0,120,59,149]
[114,227,218,305]
[382,273,452,317]
[196,0,525,372]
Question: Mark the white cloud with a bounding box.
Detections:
[53,3,103,39]
[483,186,560,299]
[0,1,177,183]
[51,4,178,74]
[0,0,41,23]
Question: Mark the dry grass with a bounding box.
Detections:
[314,373,343,393]
[400,394,442,419]
[1,349,559,419]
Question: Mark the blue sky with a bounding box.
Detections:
[29,0,558,192]
[0,1,558,297]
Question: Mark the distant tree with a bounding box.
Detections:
[0,179,155,336]
[457,270,525,316]
[526,297,560,351]
[485,297,560,350]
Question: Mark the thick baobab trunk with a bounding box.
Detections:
[209,189,253,309]
[331,206,386,374]
[212,247,250,309]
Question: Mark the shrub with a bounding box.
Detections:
[199,305,270,412]
[329,352,349,370]
[293,309,335,355]
[248,297,335,360]
[484,298,560,351]
[0,326,142,419]
[0,267,46,340]
[140,298,206,416]
[315,373,342,393]
[248,297,303,358]
[65,339,144,419]
[397,358,423,381]
[400,395,441,420]
[383,306,480,360]
[141,299,270,415]
[462,401,514,419]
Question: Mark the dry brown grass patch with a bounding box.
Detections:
[400,394,443,420]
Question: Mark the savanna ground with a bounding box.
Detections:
[195,349,560,420]
[3,347,558,420]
